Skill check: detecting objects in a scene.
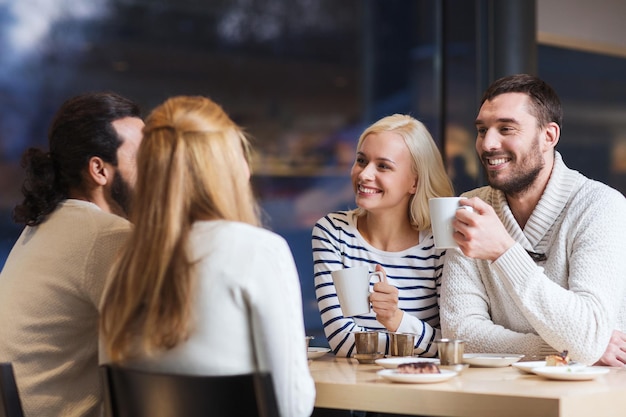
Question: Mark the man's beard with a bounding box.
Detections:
[111,169,132,217]
[483,141,544,196]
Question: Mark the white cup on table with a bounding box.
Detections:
[428,197,473,249]
[331,266,383,317]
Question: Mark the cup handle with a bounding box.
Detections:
[369,272,384,294]
[366,272,384,313]
[370,271,384,283]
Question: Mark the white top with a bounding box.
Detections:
[441,153,626,364]
[101,220,315,417]
[313,210,445,357]
[0,199,131,417]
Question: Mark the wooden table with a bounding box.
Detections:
[309,354,626,417]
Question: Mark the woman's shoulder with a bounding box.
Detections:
[314,210,356,231]
[195,220,284,242]
[192,221,294,260]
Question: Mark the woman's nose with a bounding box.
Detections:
[358,163,375,180]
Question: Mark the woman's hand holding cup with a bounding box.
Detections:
[370,265,404,331]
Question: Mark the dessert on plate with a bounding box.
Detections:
[545,350,570,366]
[396,362,441,374]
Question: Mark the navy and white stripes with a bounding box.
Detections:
[312,210,445,358]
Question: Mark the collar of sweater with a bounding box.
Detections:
[488,152,585,249]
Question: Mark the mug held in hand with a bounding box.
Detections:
[429,197,474,249]
[331,266,383,317]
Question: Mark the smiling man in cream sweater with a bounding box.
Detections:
[441,74,626,366]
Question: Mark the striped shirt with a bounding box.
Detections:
[312,210,445,358]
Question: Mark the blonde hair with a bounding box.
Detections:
[354,114,454,230]
[101,96,260,362]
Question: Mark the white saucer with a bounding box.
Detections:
[512,361,548,374]
[307,347,331,360]
[512,361,586,374]
[463,353,524,367]
[375,357,439,369]
[377,369,457,384]
[532,366,609,381]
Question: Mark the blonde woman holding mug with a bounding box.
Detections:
[313,114,454,358]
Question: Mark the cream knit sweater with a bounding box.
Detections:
[441,153,626,364]
[101,220,315,417]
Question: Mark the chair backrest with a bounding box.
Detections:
[0,363,25,417]
[100,364,280,417]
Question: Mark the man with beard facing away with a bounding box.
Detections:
[440,74,626,367]
[0,92,143,417]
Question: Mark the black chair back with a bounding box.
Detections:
[0,363,24,417]
[100,364,280,417]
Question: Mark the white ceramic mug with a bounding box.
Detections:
[331,266,383,317]
[429,197,473,249]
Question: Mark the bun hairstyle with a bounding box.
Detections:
[13,92,140,225]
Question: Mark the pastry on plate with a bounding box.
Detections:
[545,350,570,366]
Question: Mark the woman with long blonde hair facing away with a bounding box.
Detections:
[313,114,454,358]
[100,96,315,417]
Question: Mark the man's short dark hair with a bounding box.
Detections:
[480,74,563,129]
[13,92,141,226]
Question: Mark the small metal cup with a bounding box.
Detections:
[389,332,416,357]
[305,336,314,350]
[354,331,379,355]
[435,338,465,365]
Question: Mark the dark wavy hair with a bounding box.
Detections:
[480,74,563,129]
[13,92,141,226]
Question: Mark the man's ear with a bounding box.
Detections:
[86,156,111,186]
[544,122,560,150]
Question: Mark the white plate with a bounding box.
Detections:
[308,347,331,359]
[377,369,457,384]
[532,366,609,381]
[463,353,525,367]
[512,361,548,374]
[512,361,586,374]
[375,357,440,369]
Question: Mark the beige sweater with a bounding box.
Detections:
[0,200,131,417]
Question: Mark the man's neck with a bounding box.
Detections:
[505,162,555,229]
[67,188,123,217]
[506,193,542,229]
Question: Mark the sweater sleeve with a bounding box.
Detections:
[247,234,315,417]
[489,188,626,364]
[440,246,556,359]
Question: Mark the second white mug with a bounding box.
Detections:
[429,197,472,249]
